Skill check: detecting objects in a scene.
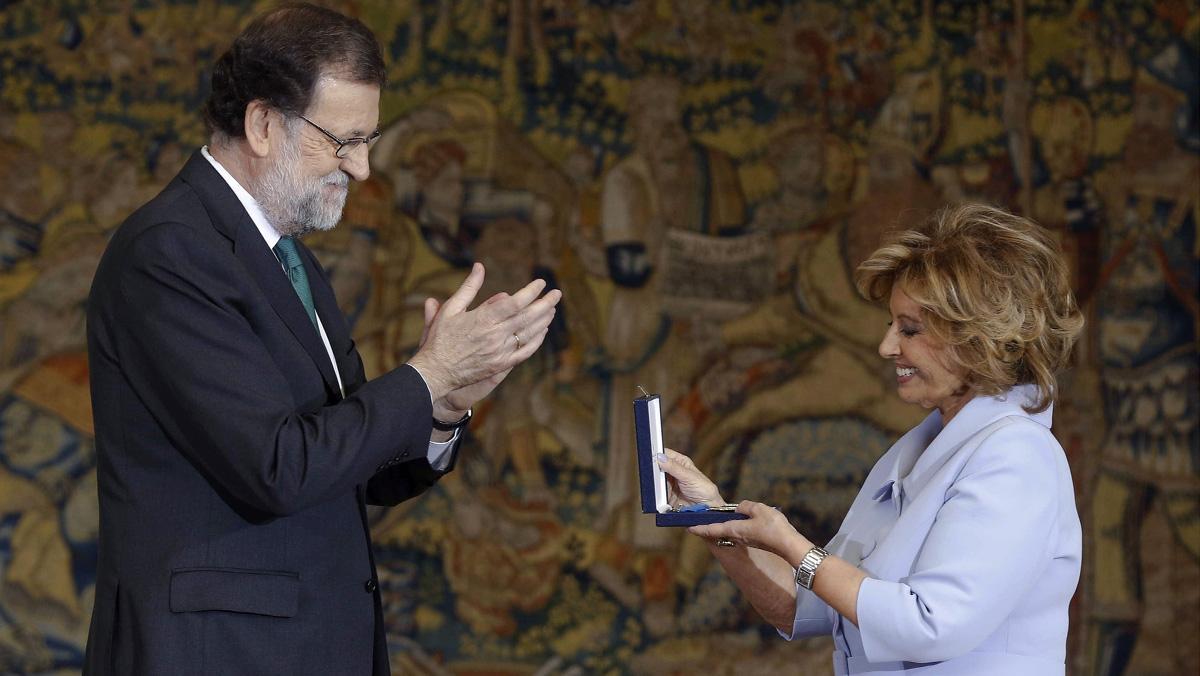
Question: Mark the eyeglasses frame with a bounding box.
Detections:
[297,115,381,159]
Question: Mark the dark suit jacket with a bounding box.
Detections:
[84,151,453,675]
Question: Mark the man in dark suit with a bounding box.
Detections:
[83,4,560,674]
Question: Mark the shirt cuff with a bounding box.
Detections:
[777,581,835,641]
[427,428,460,471]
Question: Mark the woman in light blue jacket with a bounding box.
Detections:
[660,203,1085,675]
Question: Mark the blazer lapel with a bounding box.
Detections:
[870,412,941,514]
[901,385,1050,500]
[300,240,359,396]
[238,231,343,399]
[177,151,341,399]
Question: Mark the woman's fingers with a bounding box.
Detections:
[737,500,763,516]
[689,523,737,542]
[655,454,694,485]
[655,452,704,480]
[656,451,725,506]
[662,447,695,468]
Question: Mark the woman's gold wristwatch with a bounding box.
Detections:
[795,546,829,590]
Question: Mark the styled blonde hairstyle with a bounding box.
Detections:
[855,203,1084,413]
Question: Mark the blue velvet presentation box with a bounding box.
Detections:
[634,393,749,527]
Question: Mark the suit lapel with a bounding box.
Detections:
[238,231,343,400]
[177,151,341,399]
[300,240,359,396]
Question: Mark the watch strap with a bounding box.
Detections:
[432,408,472,431]
[795,545,829,590]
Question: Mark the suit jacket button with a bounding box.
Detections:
[364,579,377,593]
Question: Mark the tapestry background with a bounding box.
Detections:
[0,0,1197,674]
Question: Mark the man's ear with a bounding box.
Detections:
[243,100,274,158]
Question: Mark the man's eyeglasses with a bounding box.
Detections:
[298,115,381,159]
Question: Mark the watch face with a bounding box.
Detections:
[795,546,827,589]
[796,568,815,589]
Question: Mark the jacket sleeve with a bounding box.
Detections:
[326,286,459,508]
[854,420,1061,663]
[364,455,448,506]
[365,431,463,506]
[780,587,834,640]
[111,222,434,517]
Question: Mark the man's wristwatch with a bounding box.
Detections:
[795,545,829,590]
[432,408,472,432]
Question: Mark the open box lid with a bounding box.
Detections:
[634,393,670,514]
[634,392,750,527]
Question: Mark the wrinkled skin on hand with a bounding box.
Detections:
[657,448,812,557]
[690,500,811,559]
[408,262,561,419]
[656,447,724,507]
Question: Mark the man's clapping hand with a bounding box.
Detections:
[407,262,561,417]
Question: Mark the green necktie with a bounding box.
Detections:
[272,236,318,329]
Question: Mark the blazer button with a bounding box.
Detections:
[364,579,377,593]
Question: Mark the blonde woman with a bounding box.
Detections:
[660,204,1084,675]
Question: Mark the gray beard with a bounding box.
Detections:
[255,133,349,237]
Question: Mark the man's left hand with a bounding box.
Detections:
[420,296,522,420]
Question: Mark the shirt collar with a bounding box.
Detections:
[201,145,282,251]
[873,384,1052,506]
[871,411,940,511]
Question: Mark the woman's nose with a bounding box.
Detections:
[878,324,900,359]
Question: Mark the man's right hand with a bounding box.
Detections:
[406,262,561,402]
[417,296,522,422]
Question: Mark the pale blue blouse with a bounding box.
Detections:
[784,385,1082,675]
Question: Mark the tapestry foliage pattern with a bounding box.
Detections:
[0,1,1196,673]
